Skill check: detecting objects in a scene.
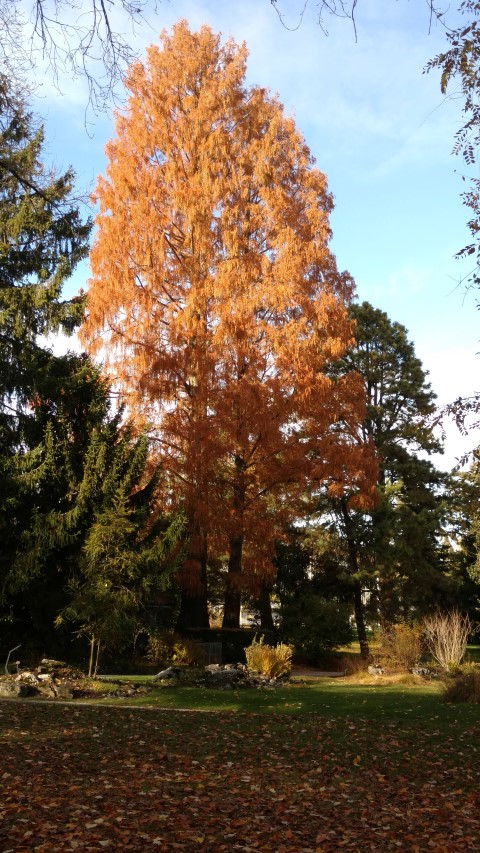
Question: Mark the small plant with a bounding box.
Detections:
[146,630,206,667]
[379,622,423,671]
[172,636,206,667]
[245,636,293,679]
[423,611,472,672]
[443,663,480,704]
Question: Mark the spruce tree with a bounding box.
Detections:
[0,73,91,638]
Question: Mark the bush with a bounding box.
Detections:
[281,595,353,665]
[340,654,370,676]
[443,664,480,703]
[423,611,472,672]
[146,630,206,667]
[379,622,423,671]
[245,636,293,679]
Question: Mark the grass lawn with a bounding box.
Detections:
[1,677,479,851]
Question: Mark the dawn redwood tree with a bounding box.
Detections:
[81,21,376,629]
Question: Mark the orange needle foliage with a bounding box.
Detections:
[81,21,377,627]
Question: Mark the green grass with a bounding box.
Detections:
[94,676,480,732]
[466,644,480,663]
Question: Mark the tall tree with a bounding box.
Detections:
[317,302,449,656]
[81,21,376,629]
[0,72,90,614]
[0,73,90,450]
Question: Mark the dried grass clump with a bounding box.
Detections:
[245,636,293,679]
[340,654,370,677]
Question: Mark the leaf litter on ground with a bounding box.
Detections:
[0,699,479,851]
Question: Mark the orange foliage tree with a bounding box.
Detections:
[81,21,376,629]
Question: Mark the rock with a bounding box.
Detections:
[54,682,74,700]
[16,671,39,684]
[412,666,433,677]
[0,680,31,698]
[367,665,385,675]
[36,682,56,698]
[152,667,179,682]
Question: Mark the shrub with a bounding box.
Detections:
[172,636,206,666]
[443,664,480,703]
[245,636,293,679]
[146,630,206,667]
[281,595,353,665]
[379,622,423,671]
[340,654,370,676]
[423,611,472,672]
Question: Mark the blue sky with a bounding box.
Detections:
[27,0,479,469]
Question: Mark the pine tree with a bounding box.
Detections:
[317,301,450,656]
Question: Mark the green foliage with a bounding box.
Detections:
[0,75,102,654]
[245,636,293,679]
[280,594,353,665]
[0,73,90,453]
[379,622,423,671]
[54,432,187,655]
[312,302,459,656]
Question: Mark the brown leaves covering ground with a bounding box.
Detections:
[0,701,479,852]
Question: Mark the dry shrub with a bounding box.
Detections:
[340,654,370,676]
[423,611,472,672]
[245,636,293,679]
[379,622,423,671]
[443,664,480,703]
[147,630,206,667]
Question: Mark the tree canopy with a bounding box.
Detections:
[81,21,376,629]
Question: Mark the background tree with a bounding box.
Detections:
[311,302,452,657]
[54,425,186,672]
[274,527,354,664]
[444,464,480,624]
[81,21,376,630]
[0,71,91,644]
[0,72,90,448]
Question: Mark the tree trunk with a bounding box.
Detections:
[222,453,246,629]
[340,499,370,660]
[176,527,210,630]
[88,635,95,678]
[177,587,210,630]
[353,578,370,660]
[256,583,274,631]
[222,534,243,628]
[93,639,101,678]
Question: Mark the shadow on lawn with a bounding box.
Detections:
[109,678,480,729]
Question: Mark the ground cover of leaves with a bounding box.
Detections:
[1,700,479,852]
